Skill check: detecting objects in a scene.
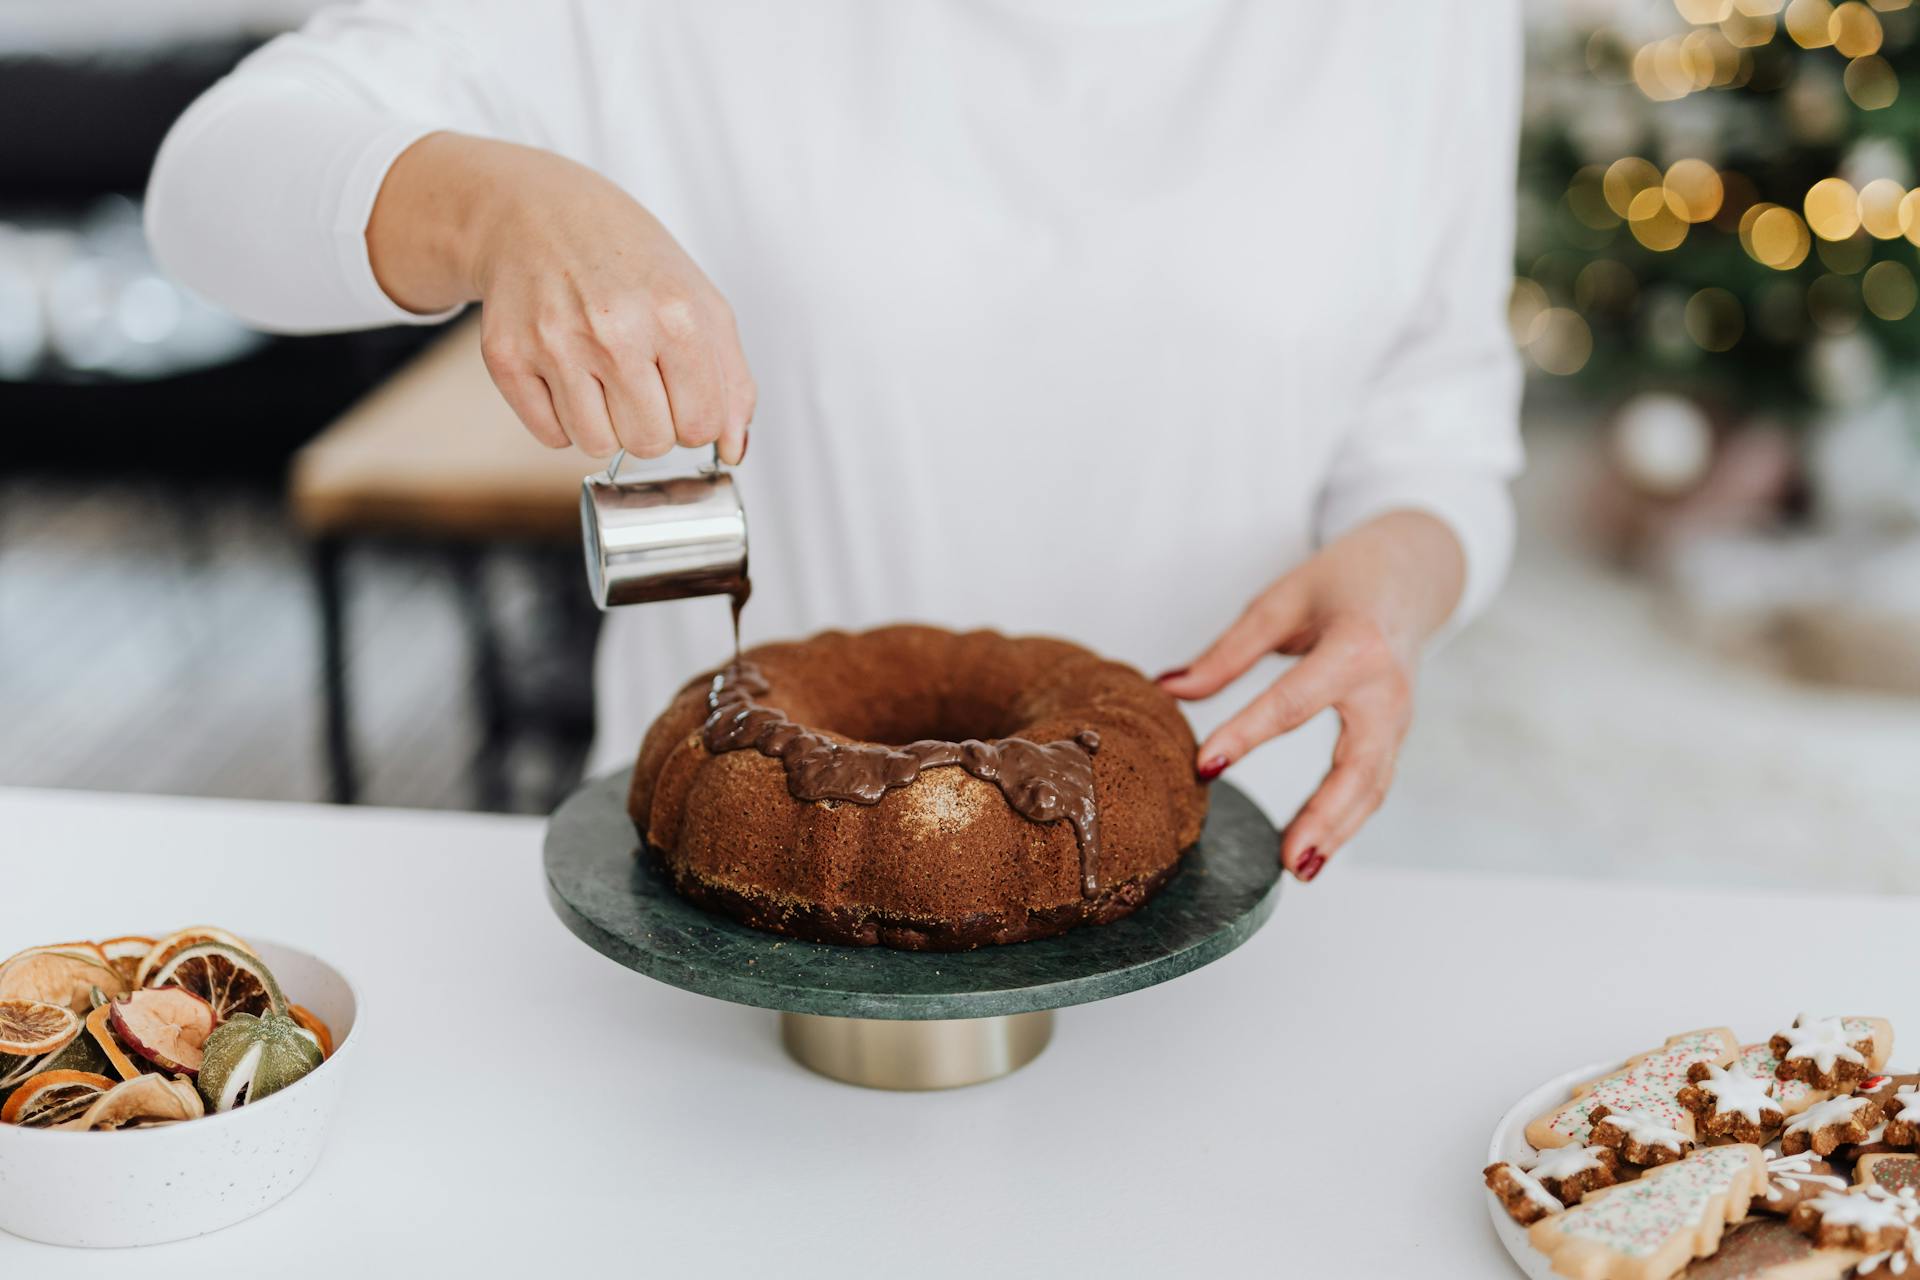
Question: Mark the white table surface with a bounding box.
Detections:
[2,786,1915,1276]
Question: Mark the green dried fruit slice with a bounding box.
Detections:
[149,942,285,1021]
[198,1012,322,1113]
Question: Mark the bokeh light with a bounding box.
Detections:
[1858,178,1907,238]
[1747,204,1814,267]
[1685,287,1746,351]
[1816,231,1873,272]
[1786,0,1839,46]
[1664,159,1726,222]
[1629,186,1691,249]
[1604,157,1664,218]
[1862,259,1918,318]
[1735,0,1787,14]
[1842,55,1899,107]
[1721,10,1780,45]
[1677,0,1736,22]
[1804,176,1862,239]
[1575,258,1640,314]
[1807,272,1862,331]
[1508,277,1550,346]
[1567,166,1622,230]
[1528,308,1594,376]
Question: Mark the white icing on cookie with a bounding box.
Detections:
[1548,1147,1754,1259]
[1781,1014,1869,1075]
[1597,1109,1687,1152]
[1525,1145,1607,1182]
[1895,1087,1920,1124]
[1805,1187,1915,1232]
[1691,1064,1777,1123]
[1503,1164,1564,1213]
[1785,1095,1872,1135]
[1763,1151,1848,1201]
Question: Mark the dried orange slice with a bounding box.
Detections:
[287,1004,334,1059]
[0,998,80,1057]
[149,942,285,1021]
[97,936,154,986]
[1,1069,115,1127]
[0,944,126,1013]
[84,1004,143,1081]
[135,926,251,989]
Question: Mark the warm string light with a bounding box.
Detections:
[1631,0,1903,106]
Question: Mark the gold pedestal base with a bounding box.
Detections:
[779,1010,1054,1090]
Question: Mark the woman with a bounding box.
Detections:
[148,0,1522,882]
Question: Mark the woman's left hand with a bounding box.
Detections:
[1156,511,1467,884]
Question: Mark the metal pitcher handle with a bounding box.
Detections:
[600,443,723,484]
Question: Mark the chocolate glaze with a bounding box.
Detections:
[701,662,1106,896]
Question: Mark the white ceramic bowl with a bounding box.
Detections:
[0,939,360,1248]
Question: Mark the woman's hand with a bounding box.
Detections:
[368,133,755,461]
[1156,511,1467,883]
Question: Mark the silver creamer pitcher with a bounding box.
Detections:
[579,446,748,610]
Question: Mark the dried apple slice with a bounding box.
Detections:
[0,944,127,1013]
[56,1073,203,1131]
[0,998,80,1057]
[1,1070,116,1127]
[198,1012,322,1112]
[135,926,252,989]
[150,942,285,1021]
[96,936,154,987]
[83,1004,143,1081]
[287,1004,334,1059]
[108,988,215,1077]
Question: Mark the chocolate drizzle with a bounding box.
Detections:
[701,662,1106,896]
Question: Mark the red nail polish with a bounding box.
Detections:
[1197,755,1229,781]
[1155,667,1188,684]
[1297,848,1324,882]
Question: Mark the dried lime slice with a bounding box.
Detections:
[0,944,126,1013]
[198,1012,322,1112]
[1,1070,116,1127]
[149,942,285,1021]
[57,1073,203,1131]
[135,926,251,989]
[0,998,80,1057]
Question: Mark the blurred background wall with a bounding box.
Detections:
[1,2,1915,884]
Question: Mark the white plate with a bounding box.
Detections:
[0,938,361,1248]
[1484,1057,1624,1280]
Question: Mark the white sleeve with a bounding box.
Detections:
[1314,2,1525,632]
[145,0,593,334]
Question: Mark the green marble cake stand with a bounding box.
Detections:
[544,772,1282,1090]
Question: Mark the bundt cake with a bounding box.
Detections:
[628,625,1209,950]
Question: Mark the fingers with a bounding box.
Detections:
[484,362,569,450]
[715,309,756,466]
[1193,641,1346,775]
[545,371,620,458]
[600,363,676,459]
[1157,579,1309,702]
[1280,679,1411,883]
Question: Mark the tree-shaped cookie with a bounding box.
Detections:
[1528,1028,1740,1151]
[1675,1217,1861,1280]
[1529,1144,1767,1280]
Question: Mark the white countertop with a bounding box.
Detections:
[2,786,1915,1276]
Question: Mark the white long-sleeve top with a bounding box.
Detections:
[149,0,1523,817]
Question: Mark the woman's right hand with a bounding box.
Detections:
[369,133,755,462]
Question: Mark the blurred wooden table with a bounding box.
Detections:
[288,318,602,806]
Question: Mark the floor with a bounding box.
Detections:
[3,436,1917,893]
[0,475,593,813]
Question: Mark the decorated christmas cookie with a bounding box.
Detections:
[1877,1081,1920,1149]
[1593,1105,1694,1167]
[1844,1123,1903,1160]
[1528,1029,1740,1151]
[1754,1150,1848,1217]
[1486,1161,1564,1226]
[1858,1154,1920,1198]
[1676,1218,1860,1280]
[1770,1016,1894,1093]
[1785,1185,1916,1253]
[1728,1043,1828,1118]
[1528,1144,1768,1280]
[1527,1143,1625,1207]
[1780,1095,1884,1157]
[1679,1064,1784,1144]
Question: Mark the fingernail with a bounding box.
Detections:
[740,429,750,462]
[1155,667,1188,684]
[1297,849,1325,882]
[1197,755,1229,781]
